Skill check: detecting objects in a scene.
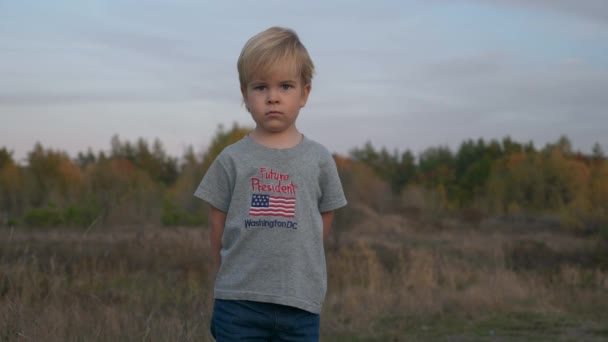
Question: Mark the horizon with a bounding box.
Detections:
[1,130,600,165]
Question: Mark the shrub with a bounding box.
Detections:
[24,207,63,227]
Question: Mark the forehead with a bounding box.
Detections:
[247,59,300,83]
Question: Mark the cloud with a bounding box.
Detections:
[400,51,608,115]
[0,26,238,107]
[304,48,608,155]
[0,84,240,106]
[481,0,608,24]
[84,30,206,66]
[0,92,189,106]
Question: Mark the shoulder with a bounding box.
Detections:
[204,138,250,178]
[303,136,332,157]
[302,136,335,165]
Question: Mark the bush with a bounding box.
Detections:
[63,203,101,227]
[24,208,64,227]
[23,200,101,228]
[161,199,206,226]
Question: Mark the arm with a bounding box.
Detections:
[208,205,227,278]
[321,210,335,243]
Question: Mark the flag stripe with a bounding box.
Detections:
[270,200,295,205]
[250,211,295,215]
[270,195,296,200]
[250,209,295,214]
[265,204,294,209]
[250,213,295,218]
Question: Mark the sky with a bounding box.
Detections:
[1,0,608,163]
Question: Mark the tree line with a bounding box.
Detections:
[0,124,606,232]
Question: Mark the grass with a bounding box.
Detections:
[1,213,607,341]
[322,312,607,341]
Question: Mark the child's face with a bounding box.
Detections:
[243,67,311,135]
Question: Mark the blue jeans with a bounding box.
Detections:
[210,299,320,341]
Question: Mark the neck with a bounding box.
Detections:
[250,127,302,149]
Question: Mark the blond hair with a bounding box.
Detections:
[237,27,315,93]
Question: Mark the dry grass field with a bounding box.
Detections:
[1,209,607,341]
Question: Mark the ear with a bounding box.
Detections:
[241,87,248,101]
[300,83,311,108]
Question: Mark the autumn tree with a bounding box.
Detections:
[0,148,23,225]
[109,135,178,186]
[201,123,252,171]
[163,123,251,226]
[25,143,83,208]
[350,142,416,194]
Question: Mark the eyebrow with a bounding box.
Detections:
[249,79,297,85]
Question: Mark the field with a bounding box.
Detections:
[1,209,607,341]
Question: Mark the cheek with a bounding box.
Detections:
[250,99,264,109]
[244,94,258,106]
[250,93,265,102]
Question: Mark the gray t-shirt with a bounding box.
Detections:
[194,134,347,314]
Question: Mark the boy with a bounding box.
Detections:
[194,27,347,341]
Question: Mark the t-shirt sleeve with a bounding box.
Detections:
[193,155,233,212]
[318,153,348,213]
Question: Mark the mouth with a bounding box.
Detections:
[265,111,283,116]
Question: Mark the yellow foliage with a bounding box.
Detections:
[507,201,522,215]
[202,123,251,170]
[590,161,608,215]
[0,163,22,192]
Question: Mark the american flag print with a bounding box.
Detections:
[249,194,296,218]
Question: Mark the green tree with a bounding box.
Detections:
[418,146,454,186]
[0,147,14,169]
[592,142,604,162]
[350,142,416,194]
[501,136,523,154]
[76,147,97,168]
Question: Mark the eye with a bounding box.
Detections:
[281,84,293,90]
[253,85,267,91]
